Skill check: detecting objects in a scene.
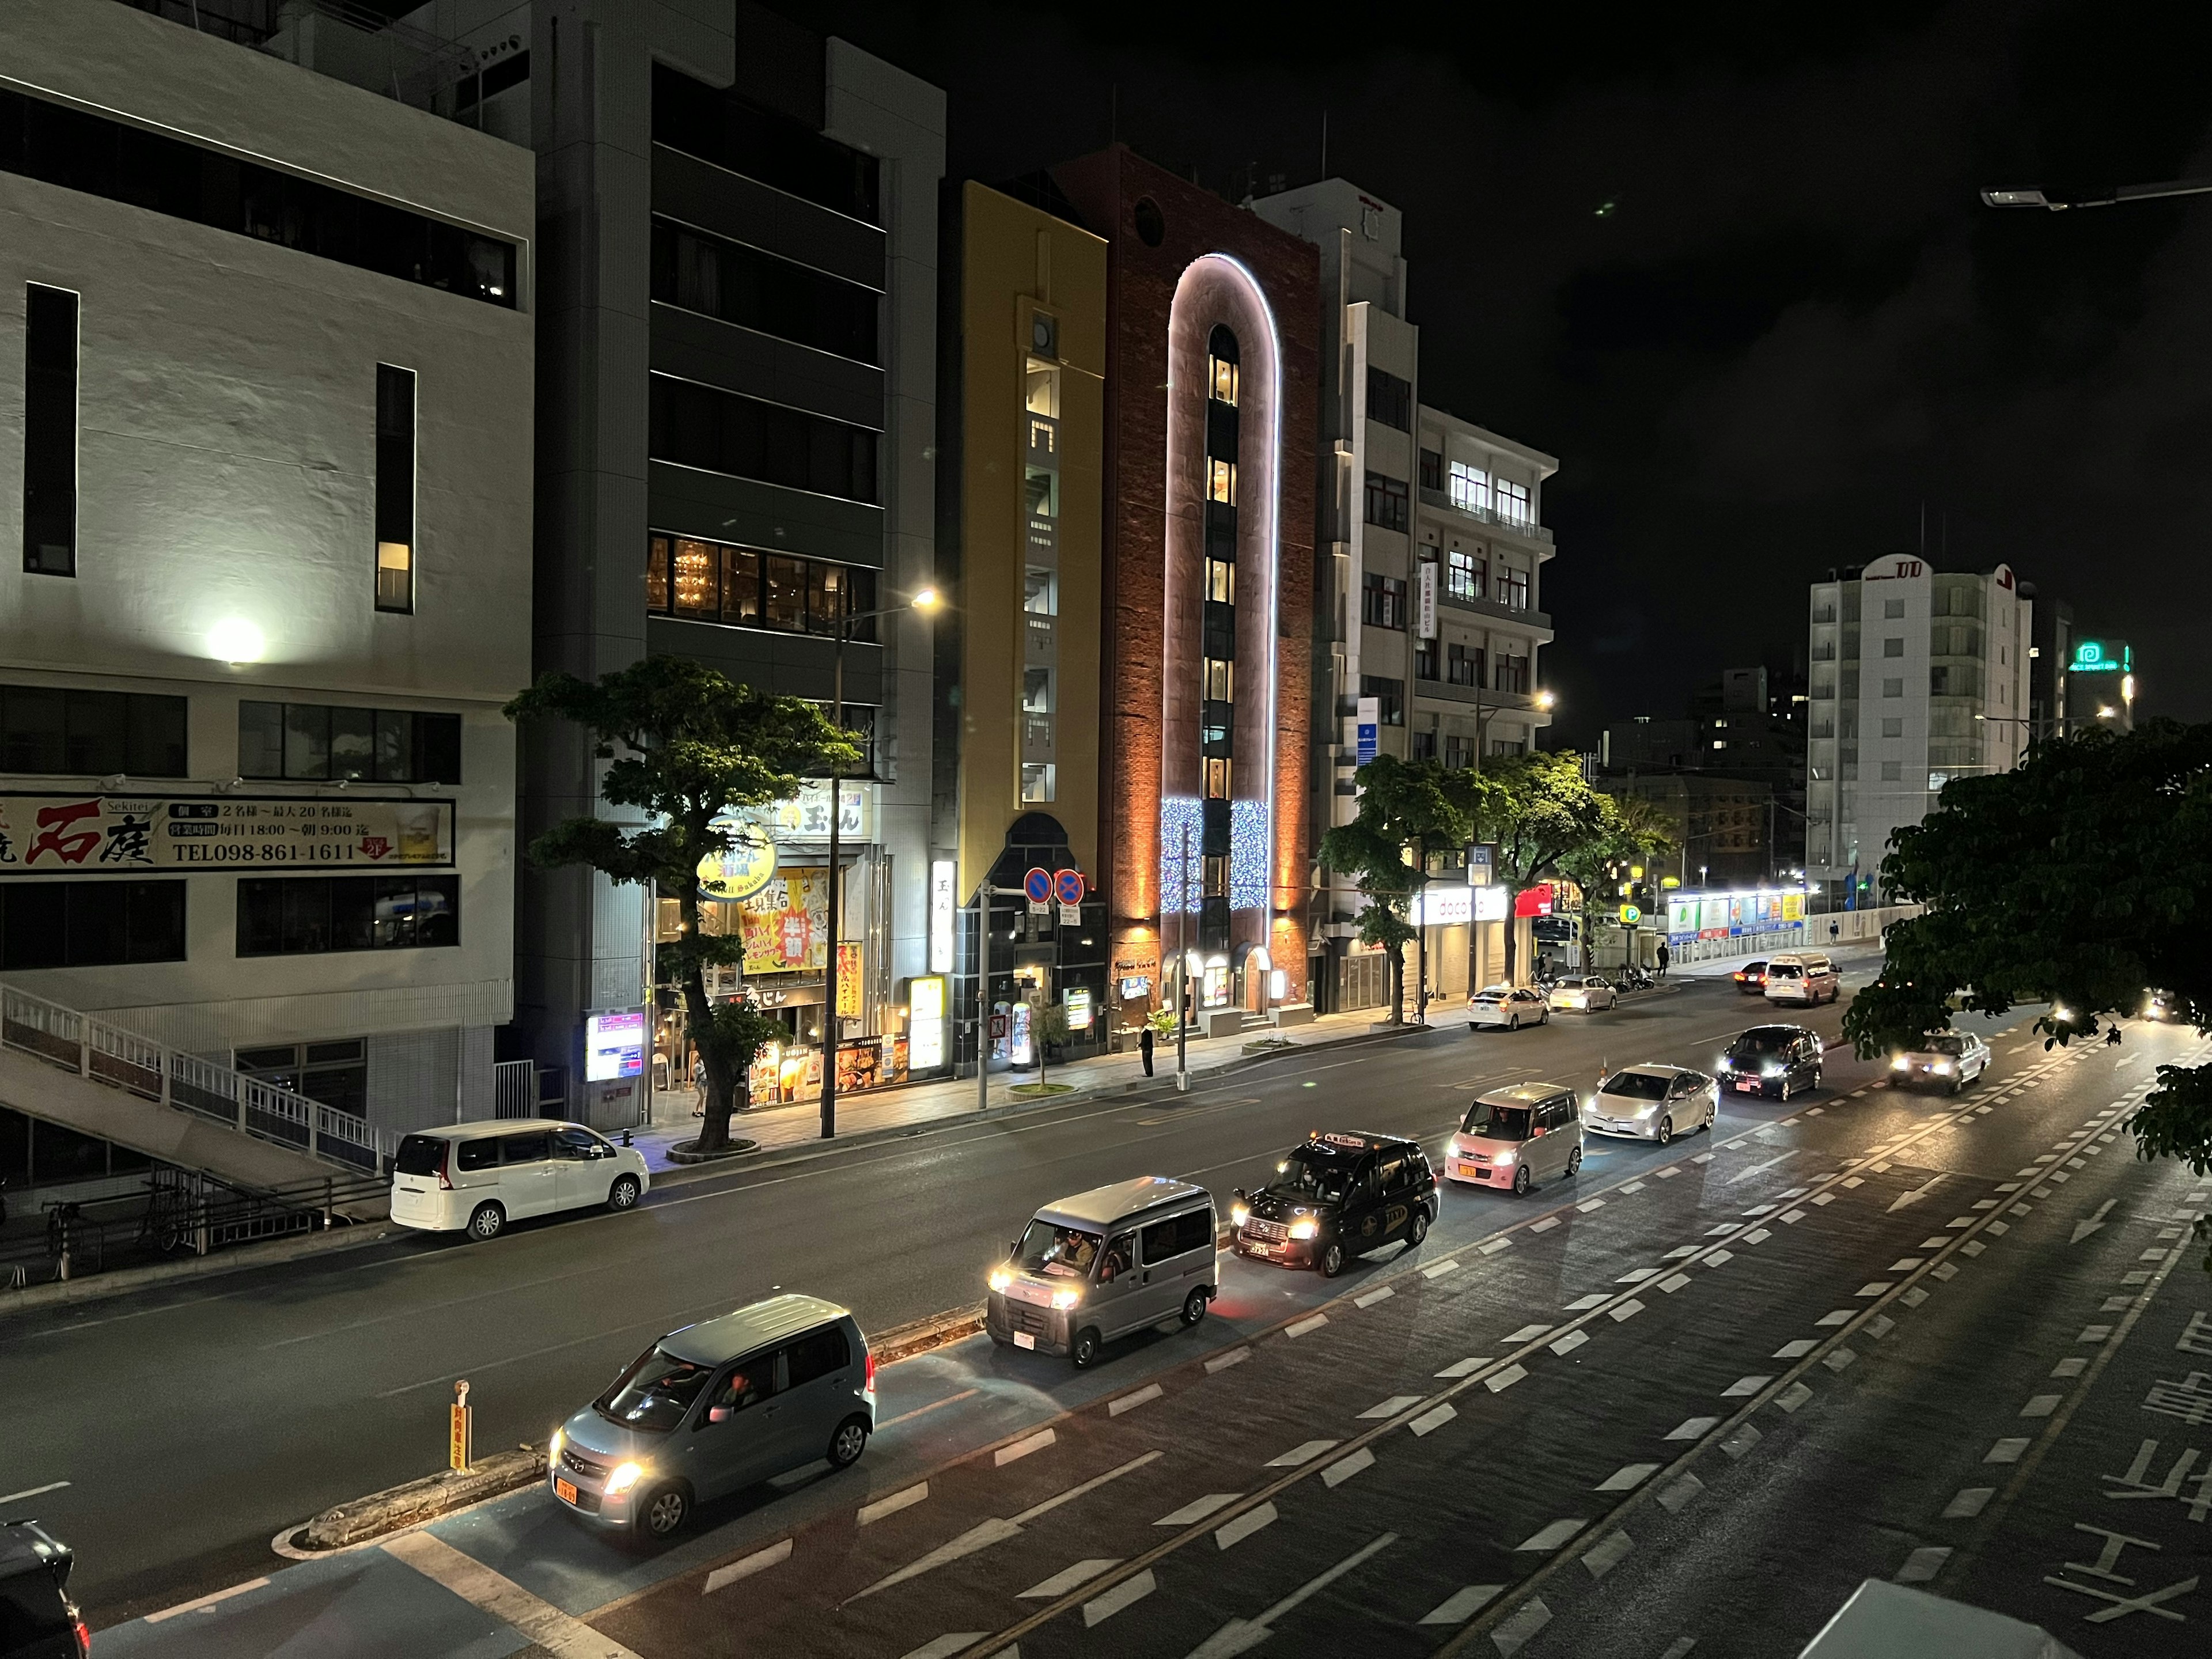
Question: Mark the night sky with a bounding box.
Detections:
[820,0,2212,740]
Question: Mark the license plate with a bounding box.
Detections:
[555,1478,578,1505]
[1013,1331,1035,1350]
[1736,1081,1758,1093]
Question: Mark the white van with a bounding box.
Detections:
[1763,952,1840,1006]
[389,1119,650,1241]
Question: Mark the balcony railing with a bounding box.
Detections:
[1416,487,1555,544]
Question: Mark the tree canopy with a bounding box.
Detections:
[1839,720,2212,1266]
[506,657,861,1152]
[1473,751,1618,982]
[1319,754,1480,1022]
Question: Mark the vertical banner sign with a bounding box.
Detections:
[1356,697,1380,767]
[928,859,956,974]
[450,1380,472,1473]
[1416,562,1439,639]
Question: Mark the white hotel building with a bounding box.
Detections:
[1805,555,2032,904]
[0,0,533,1186]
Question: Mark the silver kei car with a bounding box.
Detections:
[1585,1063,1718,1144]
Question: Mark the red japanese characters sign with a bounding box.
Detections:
[0,794,454,873]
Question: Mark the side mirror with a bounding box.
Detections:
[1231,1187,1247,1203]
[709,1404,732,1425]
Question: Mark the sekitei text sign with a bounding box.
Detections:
[0,793,453,873]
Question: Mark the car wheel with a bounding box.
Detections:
[1071,1327,1103,1369]
[1656,1116,1674,1146]
[1180,1287,1210,1326]
[1508,1014,1520,1031]
[467,1201,506,1242]
[607,1174,641,1213]
[1409,1208,1430,1246]
[827,1415,870,1469]
[637,1483,690,1539]
[1512,1165,1532,1196]
[1319,1242,1346,1278]
[1566,1147,1582,1176]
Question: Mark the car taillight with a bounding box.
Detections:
[437,1141,453,1191]
[74,1618,90,1657]
[863,1352,877,1397]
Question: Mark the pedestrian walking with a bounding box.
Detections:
[1139,1023,1156,1077]
[1656,942,1669,979]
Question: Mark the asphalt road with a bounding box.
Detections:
[12,966,1847,1625]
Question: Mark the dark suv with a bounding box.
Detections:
[1230,1130,1437,1278]
[1716,1024,1824,1101]
[1,1523,86,1659]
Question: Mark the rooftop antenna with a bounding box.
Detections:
[1320,109,1328,179]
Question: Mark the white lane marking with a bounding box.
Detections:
[1286,1313,1329,1339]
[880,1388,979,1429]
[1811,1193,1835,1206]
[1705,1249,1734,1266]
[1355,1286,1396,1308]
[1109,1385,1163,1418]
[1841,1176,1864,1188]
[1721,1423,1763,1459]
[1742,1228,1772,1245]
[1487,1364,1528,1392]
[1550,1330,1589,1356]
[1596,1463,1660,1492]
[1857,1282,1893,1297]
[1662,1245,1699,1260]
[1084,1567,1157,1627]
[2020,1395,2061,1418]
[1324,1447,1376,1487]
[901,1636,990,1659]
[1157,1493,1244,1526]
[704,1538,792,1593]
[1692,1152,1714,1164]
[1658,1273,1691,1293]
[1205,1347,1251,1374]
[1435,1356,1493,1377]
[858,1483,931,1526]
[1012,1451,1164,1525]
[1656,1166,1681,1179]
[1706,1224,1740,1237]
[1890,1258,1925,1272]
[997,1429,1058,1465]
[1667,1416,1720,1440]
[2051,1357,2087,1378]
[1897,1546,1952,1583]
[1902,1287,1929,1307]
[1621,1180,1647,1195]
[1609,1300,1646,1323]
[1575,1199,1607,1213]
[1215,1502,1279,1551]
[1824,1348,1858,1373]
[1584,1530,1635,1578]
[1657,1473,1705,1513]
[1776,1382,1815,1412]
[1726,1153,1794,1184]
[384,1533,645,1659]
[1423,1259,1463,1279]
[1359,1395,1426,1419]
[144,1577,272,1624]
[1419,1584,1503,1625]
[1618,1268,1660,1283]
[1022,1558,1121,1599]
[1493,1599,1554,1654]
[1516,1518,1586,1552]
[1774,1339,1816,1358]
[1185,1534,1398,1657]
[1887,1173,1946,1213]
[1984,1438,2029,1463]
[847,1518,1024,1603]
[0,1482,69,1506]
[1942,1488,1994,1519]
[1410,1403,1459,1437]
[1779,1209,1806,1225]
[1529,1215,1562,1232]
[1266,1440,1339,1468]
[1479,1237,1512,1256]
[1565,1293,1609,1311]
[1722,1375,1772,1397]
[1505,1323,1552,1343]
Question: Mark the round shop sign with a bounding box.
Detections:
[697,828,778,902]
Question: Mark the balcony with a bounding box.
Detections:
[1025,414,1059,469]
[1438,588,1554,639]
[1416,489,1555,544]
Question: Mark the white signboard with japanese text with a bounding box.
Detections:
[0,793,454,874]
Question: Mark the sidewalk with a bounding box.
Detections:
[628,1005,1423,1175]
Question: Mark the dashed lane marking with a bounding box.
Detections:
[1419,1585,1503,1626]
[1109,1385,1162,1418]
[1214,1502,1278,1551]
[1942,1488,1993,1519]
[1410,1403,1458,1437]
[1286,1314,1329,1339]
[1020,1559,1120,1599]
[1596,1463,1660,1492]
[1435,1356,1492,1378]
[1265,1440,1339,1468]
[1156,1494,1243,1527]
[1354,1286,1395,1309]
[857,1484,930,1527]
[1516,1519,1586,1552]
[1082,1567,1156,1627]
[1205,1347,1250,1374]
[997,1428,1057,1464]
[383,1533,646,1659]
[1323,1448,1375,1488]
[1666,1416,1720,1440]
[1897,1547,1952,1584]
[1359,1395,1426,1419]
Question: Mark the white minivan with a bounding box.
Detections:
[389,1119,650,1241]
[1763,952,1840,1006]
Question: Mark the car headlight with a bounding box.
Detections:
[1891,1056,1910,1071]
[1050,1286,1083,1310]
[1230,1203,1249,1228]
[549,1427,564,1463]
[2052,1006,2073,1024]
[1634,1102,1658,1117]
[605,1461,646,1497]
[988,1268,1013,1293]
[1932,1060,1952,1073]
[1493,1152,1516,1166]
[1761,1063,1784,1077]
[1289,1218,1319,1240]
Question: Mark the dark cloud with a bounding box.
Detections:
[817,0,2212,730]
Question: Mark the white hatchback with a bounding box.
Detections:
[1468,986,1551,1031]
[390,1119,650,1242]
[1547,976,1619,1013]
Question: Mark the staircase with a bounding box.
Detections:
[0,982,397,1188]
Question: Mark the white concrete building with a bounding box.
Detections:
[0,0,533,1176]
[1805,555,2032,903]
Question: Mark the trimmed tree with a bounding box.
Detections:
[1563,793,1681,969]
[1474,751,1616,985]
[506,657,861,1153]
[1840,719,2212,1268]
[1320,755,1481,1024]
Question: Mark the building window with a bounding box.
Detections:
[1363,471,1408,533]
[1418,448,1442,492]
[21,283,77,577]
[1494,478,1531,524]
[646,534,878,639]
[1,880,185,969]
[1203,757,1232,799]
[1021,763,1055,803]
[0,90,518,307]
[235,1040,368,1119]
[1447,643,1483,687]
[1414,641,1438,681]
[650,218,880,365]
[1022,668,1052,714]
[1411,729,1437,761]
[1208,458,1237,505]
[1883,637,1904,657]
[1495,565,1531,611]
[1879,762,1902,782]
[1361,572,1407,630]
[1366,366,1412,431]
[1205,559,1235,605]
[374,365,416,613]
[1881,718,1903,737]
[237,874,460,956]
[1210,351,1238,406]
[1444,735,1473,770]
[1884,599,1906,619]
[1495,654,1531,694]
[652,64,880,224]
[0,685,187,776]
[238,703,461,785]
[1445,547,1484,601]
[1447,460,1488,514]
[1884,677,1905,698]
[648,374,878,504]
[1359,675,1405,726]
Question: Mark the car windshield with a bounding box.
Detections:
[1922,1035,1971,1056]
[595,1344,714,1434]
[393,1134,445,1177]
[1275,1148,1355,1203]
[1601,1072,1672,1101]
[1729,1029,1796,1057]
[1741,962,1767,973]
[1015,1221,1101,1278]
[1462,1100,1533,1140]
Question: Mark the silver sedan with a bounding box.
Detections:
[1585,1064,1718,1144]
[1889,1031,1991,1092]
[1547,975,1619,1013]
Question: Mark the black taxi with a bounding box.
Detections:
[1229,1130,1438,1278]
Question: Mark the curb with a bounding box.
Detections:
[0,1221,399,1322]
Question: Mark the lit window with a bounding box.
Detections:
[1024,567,1056,615]
[1205,658,1233,700]
[1026,361,1060,417]
[1023,668,1053,714]
[374,364,415,613]
[1204,757,1232,799]
[1025,467,1057,519]
[1210,355,1238,405]
[1021,763,1056,802]
[1207,559,1234,603]
[1209,458,1236,505]
[1494,478,1531,523]
[1447,460,1488,514]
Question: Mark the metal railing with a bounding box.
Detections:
[493,1059,536,1119]
[0,982,397,1174]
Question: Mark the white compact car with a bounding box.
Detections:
[1889,1031,1991,1093]
[390,1119,650,1241]
[1468,985,1551,1031]
[1547,975,1619,1013]
[1586,1063,1718,1143]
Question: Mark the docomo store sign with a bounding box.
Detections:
[1407,885,1472,927]
[0,792,453,873]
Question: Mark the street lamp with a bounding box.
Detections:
[1470,686,1554,777]
[820,585,941,1140]
[1982,177,2212,211]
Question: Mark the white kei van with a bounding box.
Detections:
[389,1119,650,1241]
[1763,952,1840,1006]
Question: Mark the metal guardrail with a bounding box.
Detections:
[0,982,397,1173]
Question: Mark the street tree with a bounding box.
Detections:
[1320,754,1482,1024]
[506,657,862,1153]
[1473,750,1616,984]
[1839,720,2212,1266]
[1561,793,1680,969]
